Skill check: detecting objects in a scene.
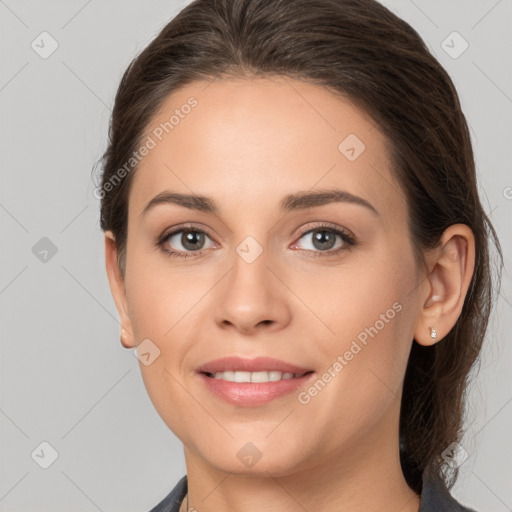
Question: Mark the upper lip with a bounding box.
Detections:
[197,356,313,375]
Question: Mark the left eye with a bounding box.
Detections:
[292,227,352,252]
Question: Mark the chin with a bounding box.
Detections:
[194,438,311,478]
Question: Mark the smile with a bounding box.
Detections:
[203,370,312,382]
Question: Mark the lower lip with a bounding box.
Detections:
[198,372,315,407]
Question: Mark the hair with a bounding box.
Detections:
[96,0,502,495]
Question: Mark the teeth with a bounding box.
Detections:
[252,371,275,383]
[268,371,283,382]
[211,370,301,382]
[234,371,250,383]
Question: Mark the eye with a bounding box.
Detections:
[158,226,217,258]
[291,223,356,256]
[156,222,356,260]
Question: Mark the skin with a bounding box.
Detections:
[105,76,475,512]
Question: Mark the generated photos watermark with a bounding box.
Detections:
[298,301,403,405]
[94,97,198,200]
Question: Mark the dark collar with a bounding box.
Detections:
[418,469,477,511]
[149,471,477,512]
[148,475,187,512]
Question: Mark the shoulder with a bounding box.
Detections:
[419,469,478,512]
[148,475,187,512]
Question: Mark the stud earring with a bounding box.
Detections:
[429,327,437,340]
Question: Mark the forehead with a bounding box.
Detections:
[130,76,406,223]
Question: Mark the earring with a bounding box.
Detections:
[429,327,437,340]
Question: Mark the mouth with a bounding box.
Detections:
[195,356,315,405]
[201,370,314,382]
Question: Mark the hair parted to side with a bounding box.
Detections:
[96,0,502,494]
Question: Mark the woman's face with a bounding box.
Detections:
[114,76,426,477]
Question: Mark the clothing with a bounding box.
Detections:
[148,470,477,512]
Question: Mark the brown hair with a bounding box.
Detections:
[96,0,502,494]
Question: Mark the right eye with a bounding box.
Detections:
[159,227,218,259]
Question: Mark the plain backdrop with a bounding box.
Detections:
[1,1,511,511]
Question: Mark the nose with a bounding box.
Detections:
[214,248,292,335]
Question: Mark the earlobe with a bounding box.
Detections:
[414,224,475,347]
[120,328,132,349]
[104,231,135,349]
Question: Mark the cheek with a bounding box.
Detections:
[320,285,411,394]
[295,298,413,456]
[125,246,205,340]
[123,249,211,424]
[287,251,413,354]
[298,252,416,419]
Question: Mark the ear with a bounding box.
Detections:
[104,231,135,349]
[413,224,475,346]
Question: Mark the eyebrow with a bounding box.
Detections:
[140,188,379,218]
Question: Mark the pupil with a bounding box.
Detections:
[313,230,335,250]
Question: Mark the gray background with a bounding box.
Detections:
[0,0,510,511]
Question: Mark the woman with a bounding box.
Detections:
[97,0,502,510]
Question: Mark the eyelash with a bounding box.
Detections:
[156,222,357,259]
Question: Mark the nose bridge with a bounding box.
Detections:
[227,233,272,305]
[213,232,290,332]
